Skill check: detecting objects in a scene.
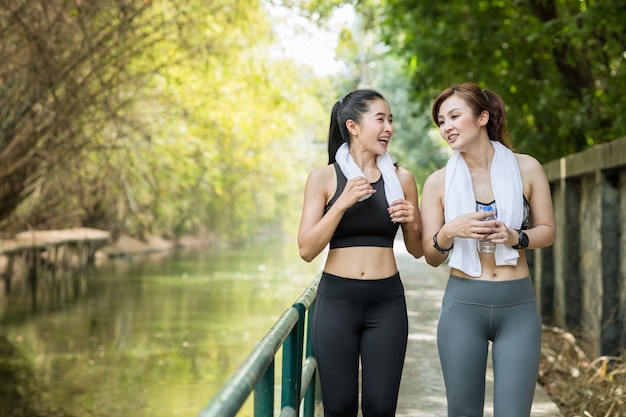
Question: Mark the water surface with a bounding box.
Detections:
[0,241,323,417]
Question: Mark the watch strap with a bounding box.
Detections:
[512,229,528,249]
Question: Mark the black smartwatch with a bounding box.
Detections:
[512,229,529,249]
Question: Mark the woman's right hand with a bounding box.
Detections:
[336,177,376,210]
[447,211,499,241]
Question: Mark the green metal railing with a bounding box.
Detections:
[198,278,320,417]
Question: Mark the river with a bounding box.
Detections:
[0,240,323,417]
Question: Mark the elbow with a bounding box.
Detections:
[298,237,313,262]
[537,225,557,248]
[426,259,438,268]
[409,247,424,260]
[300,254,314,263]
[298,235,325,263]
[403,232,423,259]
[424,253,443,268]
[549,227,557,246]
[299,246,315,263]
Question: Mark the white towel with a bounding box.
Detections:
[335,142,404,205]
[444,141,524,277]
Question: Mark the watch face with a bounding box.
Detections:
[520,231,529,248]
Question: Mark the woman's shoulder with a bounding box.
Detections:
[395,165,415,180]
[420,167,446,197]
[514,153,550,189]
[307,163,336,183]
[514,153,543,173]
[424,166,446,185]
[394,166,419,192]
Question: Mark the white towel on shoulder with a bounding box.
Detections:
[335,142,404,206]
[444,141,524,277]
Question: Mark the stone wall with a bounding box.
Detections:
[534,137,626,357]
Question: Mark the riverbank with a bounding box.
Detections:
[96,232,218,259]
[0,229,218,296]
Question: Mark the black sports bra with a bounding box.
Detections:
[325,163,399,248]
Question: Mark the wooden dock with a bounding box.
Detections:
[0,228,111,294]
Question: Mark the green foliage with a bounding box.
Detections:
[0,0,154,229]
[0,0,331,243]
[320,3,449,188]
[3,0,625,242]
[271,0,626,180]
[372,0,626,162]
[131,1,330,242]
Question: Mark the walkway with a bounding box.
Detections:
[393,243,563,416]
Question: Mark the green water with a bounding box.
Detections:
[0,241,323,417]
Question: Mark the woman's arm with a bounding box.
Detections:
[516,154,556,249]
[420,169,451,267]
[297,166,340,262]
[395,167,423,259]
[297,165,376,262]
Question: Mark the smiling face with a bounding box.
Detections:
[436,95,488,151]
[348,98,394,154]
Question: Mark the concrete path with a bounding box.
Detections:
[394,245,562,416]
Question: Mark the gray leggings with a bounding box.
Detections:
[437,275,542,417]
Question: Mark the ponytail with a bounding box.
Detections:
[327,100,345,164]
[327,89,387,164]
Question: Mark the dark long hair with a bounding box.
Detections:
[327,89,387,164]
[431,83,512,149]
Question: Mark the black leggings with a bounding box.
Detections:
[312,272,408,417]
[437,275,542,417]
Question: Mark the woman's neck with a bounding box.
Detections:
[462,139,494,172]
[349,148,379,181]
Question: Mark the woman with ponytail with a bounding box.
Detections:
[297,89,423,417]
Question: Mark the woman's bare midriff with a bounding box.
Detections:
[451,250,530,281]
[324,246,398,280]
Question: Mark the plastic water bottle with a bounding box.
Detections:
[477,205,496,253]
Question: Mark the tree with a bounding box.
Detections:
[0,0,331,243]
[278,0,626,163]
[329,7,449,186]
[0,0,159,233]
[375,0,626,162]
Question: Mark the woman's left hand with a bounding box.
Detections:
[486,222,517,246]
[388,199,415,224]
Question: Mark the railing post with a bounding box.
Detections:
[198,308,298,417]
[199,278,320,417]
[254,360,274,417]
[281,303,305,416]
[302,301,317,417]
